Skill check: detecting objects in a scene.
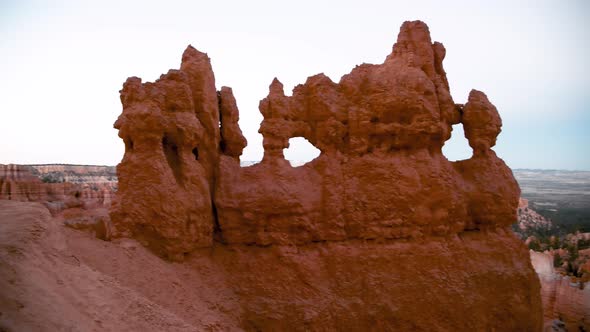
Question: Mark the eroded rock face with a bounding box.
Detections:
[0,164,115,212]
[110,48,220,257]
[110,20,542,329]
[0,164,45,202]
[216,23,519,245]
[517,198,553,232]
[0,164,116,242]
[531,251,590,331]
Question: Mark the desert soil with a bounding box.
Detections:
[0,200,241,331]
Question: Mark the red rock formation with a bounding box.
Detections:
[0,164,115,213]
[0,164,45,201]
[517,198,553,231]
[531,251,590,330]
[110,21,542,329]
[111,51,217,256]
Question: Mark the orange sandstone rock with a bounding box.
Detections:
[0,164,45,202]
[110,20,542,330]
[0,164,114,212]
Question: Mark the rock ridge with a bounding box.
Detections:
[0,164,115,204]
[108,20,542,330]
[111,20,519,254]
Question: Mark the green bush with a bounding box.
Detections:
[553,253,563,268]
[41,174,63,183]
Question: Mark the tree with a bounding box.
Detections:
[553,253,563,268]
[528,240,541,251]
[567,244,579,261]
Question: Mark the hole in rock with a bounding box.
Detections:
[283,137,321,167]
[126,138,134,150]
[239,160,261,168]
[442,124,472,161]
[239,136,262,168]
[162,135,183,184]
[192,147,199,160]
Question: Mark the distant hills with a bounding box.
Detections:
[512,169,590,233]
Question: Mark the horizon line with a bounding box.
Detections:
[1,162,589,173]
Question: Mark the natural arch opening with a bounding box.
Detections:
[442,124,472,161]
[283,137,321,167]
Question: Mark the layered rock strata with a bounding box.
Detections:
[0,164,115,211]
[531,251,590,331]
[110,20,542,330]
[517,198,553,232]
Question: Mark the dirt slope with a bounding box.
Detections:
[0,200,240,331]
[1,199,541,331]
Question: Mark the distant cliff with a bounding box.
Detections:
[531,251,590,330]
[28,164,117,183]
[0,164,116,213]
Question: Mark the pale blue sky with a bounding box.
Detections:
[1,0,588,170]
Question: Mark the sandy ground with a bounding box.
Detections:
[0,200,241,331]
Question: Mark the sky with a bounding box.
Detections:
[0,0,588,170]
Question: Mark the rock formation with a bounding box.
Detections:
[29,164,117,184]
[110,21,542,330]
[0,164,115,212]
[517,198,553,232]
[0,164,116,243]
[531,251,590,331]
[0,164,46,202]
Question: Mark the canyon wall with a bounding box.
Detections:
[517,198,553,232]
[110,21,542,330]
[531,251,590,330]
[29,164,117,184]
[0,164,46,202]
[0,164,116,212]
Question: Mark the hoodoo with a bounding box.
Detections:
[110,21,542,330]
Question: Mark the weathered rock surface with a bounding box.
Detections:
[111,51,217,256]
[517,198,553,232]
[0,164,46,202]
[29,164,117,183]
[110,20,542,330]
[531,251,590,331]
[0,164,116,212]
[0,164,116,240]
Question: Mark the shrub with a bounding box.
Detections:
[553,253,563,268]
